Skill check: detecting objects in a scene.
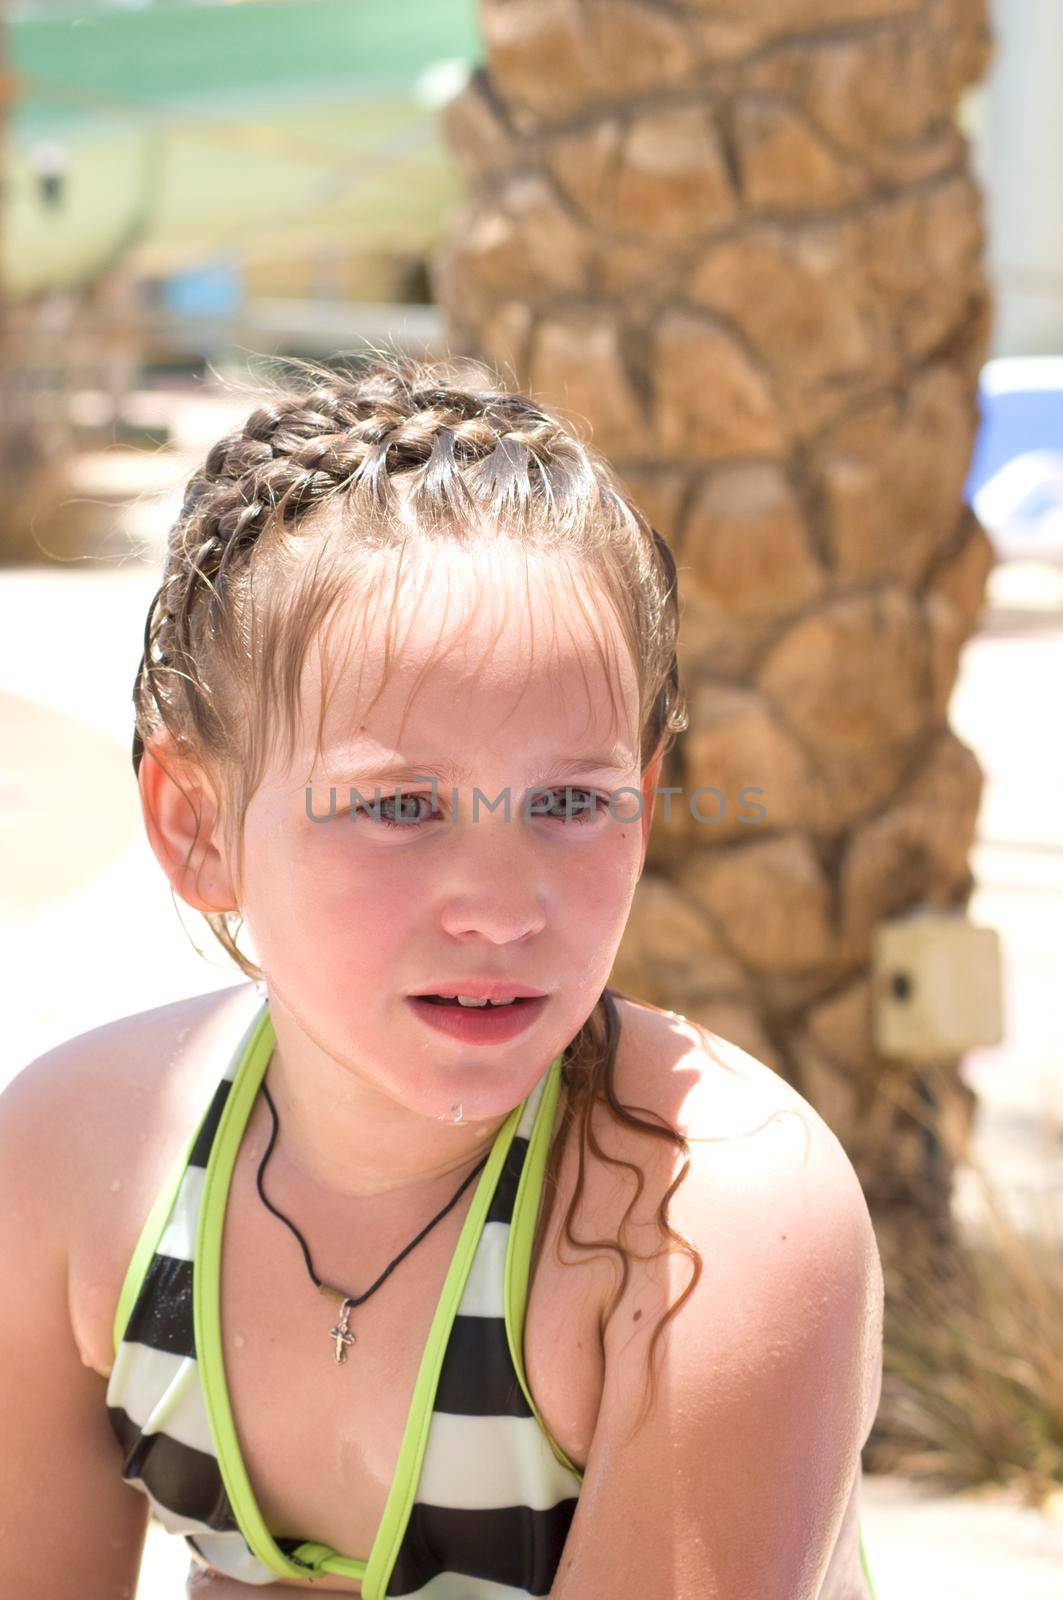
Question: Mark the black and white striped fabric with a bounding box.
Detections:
[106,1001,584,1596]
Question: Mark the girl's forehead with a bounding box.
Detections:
[297,548,640,768]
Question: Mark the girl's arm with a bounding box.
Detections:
[0,1042,151,1600]
[549,1093,884,1600]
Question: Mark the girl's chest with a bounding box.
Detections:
[210,1102,608,1595]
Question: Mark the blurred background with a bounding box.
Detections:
[1,2,1062,1596]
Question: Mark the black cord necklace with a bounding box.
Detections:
[256,1077,491,1366]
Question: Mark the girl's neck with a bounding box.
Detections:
[255,994,511,1208]
[262,1055,503,1204]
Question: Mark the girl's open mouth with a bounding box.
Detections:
[406,994,547,1043]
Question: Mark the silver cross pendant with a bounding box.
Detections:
[329,1297,356,1365]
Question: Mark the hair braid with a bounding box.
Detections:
[134,358,664,780]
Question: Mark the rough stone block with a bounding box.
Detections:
[655,312,784,459]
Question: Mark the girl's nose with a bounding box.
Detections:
[437,822,548,945]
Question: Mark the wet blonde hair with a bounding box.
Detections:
[133,352,698,1439]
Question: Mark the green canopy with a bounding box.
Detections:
[5,0,482,294]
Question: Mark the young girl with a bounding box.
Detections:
[0,355,882,1600]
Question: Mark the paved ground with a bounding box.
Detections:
[858,1474,1063,1599]
[3,394,1062,1597]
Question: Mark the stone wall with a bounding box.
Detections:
[435,0,995,1245]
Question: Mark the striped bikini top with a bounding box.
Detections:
[105,999,584,1596]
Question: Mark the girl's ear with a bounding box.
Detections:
[636,744,667,878]
[138,731,238,914]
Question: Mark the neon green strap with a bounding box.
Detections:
[111,1108,209,1356]
[194,1006,312,1582]
[859,1524,876,1599]
[362,1085,537,1599]
[503,1055,583,1478]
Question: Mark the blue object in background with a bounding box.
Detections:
[966,358,1063,567]
[161,257,243,319]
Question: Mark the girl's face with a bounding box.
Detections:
[234,546,661,1124]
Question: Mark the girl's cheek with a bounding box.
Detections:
[561,825,640,910]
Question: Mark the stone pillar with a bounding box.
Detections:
[435,0,996,1273]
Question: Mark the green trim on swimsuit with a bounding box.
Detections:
[194,1005,306,1581]
[858,1525,876,1599]
[504,1054,584,1480]
[194,1001,560,1594]
[112,1107,210,1357]
[364,1066,561,1600]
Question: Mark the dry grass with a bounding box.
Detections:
[864,1119,1063,1509]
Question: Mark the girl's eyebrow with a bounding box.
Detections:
[317,750,637,786]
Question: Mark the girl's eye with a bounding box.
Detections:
[528,786,605,824]
[353,792,441,829]
[343,787,608,829]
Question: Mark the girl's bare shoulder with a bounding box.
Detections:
[4,981,260,1377]
[602,992,869,1270]
[607,991,807,1153]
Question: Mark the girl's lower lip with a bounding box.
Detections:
[406,995,547,1043]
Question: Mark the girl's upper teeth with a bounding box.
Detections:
[451,995,516,1007]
